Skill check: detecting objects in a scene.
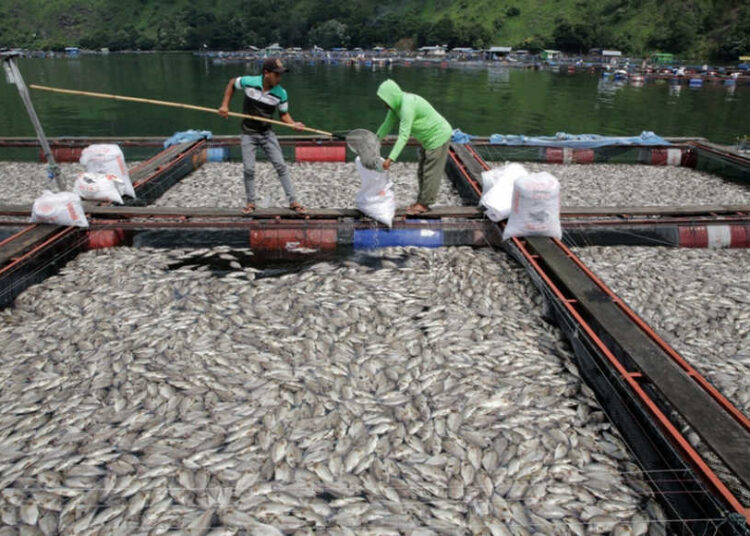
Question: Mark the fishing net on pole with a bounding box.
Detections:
[346,129,383,170]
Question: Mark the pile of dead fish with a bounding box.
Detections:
[1,160,748,211]
[0,161,463,209]
[0,246,661,534]
[574,246,750,416]
[0,163,82,205]
[153,162,464,209]
[574,246,750,505]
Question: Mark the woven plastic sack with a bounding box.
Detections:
[347,129,383,171]
[80,144,135,198]
[479,162,529,222]
[503,172,561,240]
[73,172,124,204]
[31,190,88,228]
[355,156,395,226]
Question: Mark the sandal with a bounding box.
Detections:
[242,202,256,215]
[405,203,429,215]
[290,202,307,215]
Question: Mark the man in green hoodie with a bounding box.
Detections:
[375,79,452,215]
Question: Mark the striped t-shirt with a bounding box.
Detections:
[234,75,289,133]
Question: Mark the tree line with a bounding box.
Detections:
[1,0,748,61]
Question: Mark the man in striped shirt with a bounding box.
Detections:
[219,57,306,214]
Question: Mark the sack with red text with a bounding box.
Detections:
[80,144,135,198]
[31,190,88,228]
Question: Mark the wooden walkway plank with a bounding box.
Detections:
[0,204,747,220]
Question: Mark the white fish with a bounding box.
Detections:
[0,245,675,534]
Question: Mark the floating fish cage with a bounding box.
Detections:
[3,135,747,187]
[468,142,749,186]
[0,136,749,534]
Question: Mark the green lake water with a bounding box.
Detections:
[1,53,748,148]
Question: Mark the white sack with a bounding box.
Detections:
[80,144,135,198]
[31,190,88,228]
[355,156,395,227]
[73,172,124,204]
[480,162,529,222]
[503,171,562,240]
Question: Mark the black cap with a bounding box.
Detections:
[262,57,288,73]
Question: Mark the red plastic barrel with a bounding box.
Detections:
[193,150,208,168]
[249,221,338,251]
[87,229,127,250]
[679,225,750,248]
[545,147,594,164]
[39,147,84,163]
[545,148,566,164]
[573,149,595,164]
[678,226,709,248]
[295,145,346,162]
[650,149,668,166]
[681,149,698,168]
[650,148,683,166]
[730,225,750,248]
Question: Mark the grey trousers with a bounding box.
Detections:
[240,131,297,204]
[417,141,450,206]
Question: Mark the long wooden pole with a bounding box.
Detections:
[29,84,334,137]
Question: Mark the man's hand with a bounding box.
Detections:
[292,121,305,132]
[218,105,230,118]
[382,158,392,171]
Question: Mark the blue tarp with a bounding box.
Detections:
[451,129,670,148]
[451,129,476,144]
[487,131,671,148]
[163,130,212,148]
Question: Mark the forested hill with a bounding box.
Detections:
[1,0,749,60]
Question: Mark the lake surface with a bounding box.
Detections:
[1,53,748,146]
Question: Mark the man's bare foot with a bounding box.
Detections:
[405,203,429,215]
[242,202,256,215]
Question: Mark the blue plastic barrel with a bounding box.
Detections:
[206,147,229,162]
[353,225,444,249]
[689,78,703,87]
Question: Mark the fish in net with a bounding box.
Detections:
[346,129,383,171]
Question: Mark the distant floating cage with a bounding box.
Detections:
[470,142,748,185]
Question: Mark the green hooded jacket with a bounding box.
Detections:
[375,79,452,162]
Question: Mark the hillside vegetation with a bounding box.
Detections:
[1,0,748,60]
